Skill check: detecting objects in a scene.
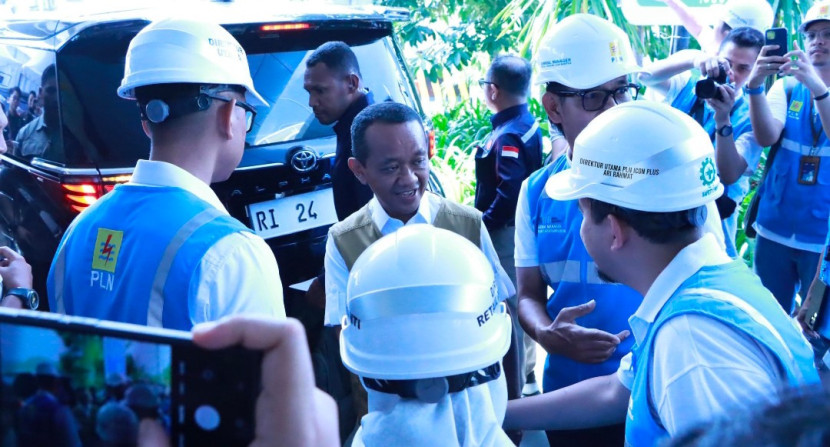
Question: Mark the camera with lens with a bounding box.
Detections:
[695,63,729,101]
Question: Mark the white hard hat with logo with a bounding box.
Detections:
[800,0,830,32]
[717,0,774,32]
[545,101,723,212]
[118,18,266,106]
[340,224,511,381]
[535,14,645,90]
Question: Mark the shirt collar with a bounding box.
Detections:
[490,103,528,128]
[129,160,228,213]
[368,192,436,235]
[629,233,733,343]
[333,91,373,138]
[32,115,47,131]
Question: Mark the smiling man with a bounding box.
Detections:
[323,102,516,434]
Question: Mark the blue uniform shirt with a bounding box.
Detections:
[475,103,543,231]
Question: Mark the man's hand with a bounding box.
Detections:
[694,54,730,80]
[746,45,790,89]
[0,247,32,289]
[705,83,737,126]
[781,41,827,96]
[138,316,340,447]
[535,300,630,364]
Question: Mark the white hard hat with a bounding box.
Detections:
[717,0,774,32]
[340,224,512,381]
[535,14,645,90]
[800,0,830,32]
[118,18,266,106]
[545,101,723,212]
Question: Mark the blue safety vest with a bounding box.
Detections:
[527,156,641,392]
[624,260,820,446]
[670,73,753,257]
[756,83,830,247]
[47,185,249,331]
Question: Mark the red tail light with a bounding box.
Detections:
[260,23,311,32]
[428,129,436,159]
[61,175,131,213]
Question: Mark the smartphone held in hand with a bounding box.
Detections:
[0,308,262,447]
[765,28,789,57]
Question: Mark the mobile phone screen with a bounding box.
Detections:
[0,311,260,447]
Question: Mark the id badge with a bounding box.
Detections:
[799,155,821,185]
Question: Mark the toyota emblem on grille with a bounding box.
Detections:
[290,149,318,173]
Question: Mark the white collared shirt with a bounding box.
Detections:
[323,193,515,326]
[617,234,783,436]
[130,160,285,323]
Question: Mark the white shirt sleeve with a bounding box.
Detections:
[480,222,516,300]
[703,201,726,251]
[616,352,635,390]
[650,314,783,436]
[194,232,286,324]
[324,228,350,327]
[663,72,692,105]
[735,130,763,176]
[766,78,788,127]
[514,180,539,268]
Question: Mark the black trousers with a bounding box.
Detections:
[546,423,626,447]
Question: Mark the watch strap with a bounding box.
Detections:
[6,288,39,310]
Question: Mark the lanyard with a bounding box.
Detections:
[810,100,824,155]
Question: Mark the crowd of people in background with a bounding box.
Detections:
[2,0,830,445]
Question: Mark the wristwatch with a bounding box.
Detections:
[716,125,733,137]
[5,288,39,310]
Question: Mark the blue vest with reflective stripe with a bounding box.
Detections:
[756,83,830,246]
[47,185,249,331]
[527,156,641,392]
[624,261,820,446]
[669,73,754,257]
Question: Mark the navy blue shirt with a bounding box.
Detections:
[332,92,374,221]
[474,103,543,231]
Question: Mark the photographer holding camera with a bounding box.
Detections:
[641,27,765,258]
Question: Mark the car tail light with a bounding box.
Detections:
[61,175,131,213]
[428,129,436,159]
[260,23,311,32]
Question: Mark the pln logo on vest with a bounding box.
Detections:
[90,228,122,292]
[788,100,804,120]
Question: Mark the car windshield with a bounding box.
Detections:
[53,28,414,168]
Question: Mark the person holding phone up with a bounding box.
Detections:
[640,27,766,258]
[746,0,830,315]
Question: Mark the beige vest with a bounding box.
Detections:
[331,195,482,271]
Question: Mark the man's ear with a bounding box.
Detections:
[346,74,360,94]
[216,98,236,140]
[140,120,152,139]
[607,214,629,251]
[347,157,368,185]
[542,91,564,125]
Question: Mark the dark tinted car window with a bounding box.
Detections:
[55,26,416,169]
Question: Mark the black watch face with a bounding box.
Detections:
[719,126,733,137]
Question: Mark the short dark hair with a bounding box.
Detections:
[41,64,56,86]
[306,41,362,78]
[720,27,764,53]
[351,102,425,164]
[665,387,830,447]
[9,87,21,98]
[586,198,705,244]
[488,54,532,97]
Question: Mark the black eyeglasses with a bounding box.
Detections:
[550,83,641,112]
[803,29,830,42]
[205,94,257,132]
[478,79,498,89]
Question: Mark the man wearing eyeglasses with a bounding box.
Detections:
[476,54,543,395]
[745,1,830,316]
[47,18,285,329]
[514,14,725,447]
[641,27,765,258]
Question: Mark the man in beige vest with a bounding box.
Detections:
[323,101,517,438]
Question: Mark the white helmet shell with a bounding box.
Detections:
[118,18,266,106]
[801,0,830,32]
[535,14,645,90]
[340,224,512,380]
[718,0,774,32]
[545,101,723,212]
